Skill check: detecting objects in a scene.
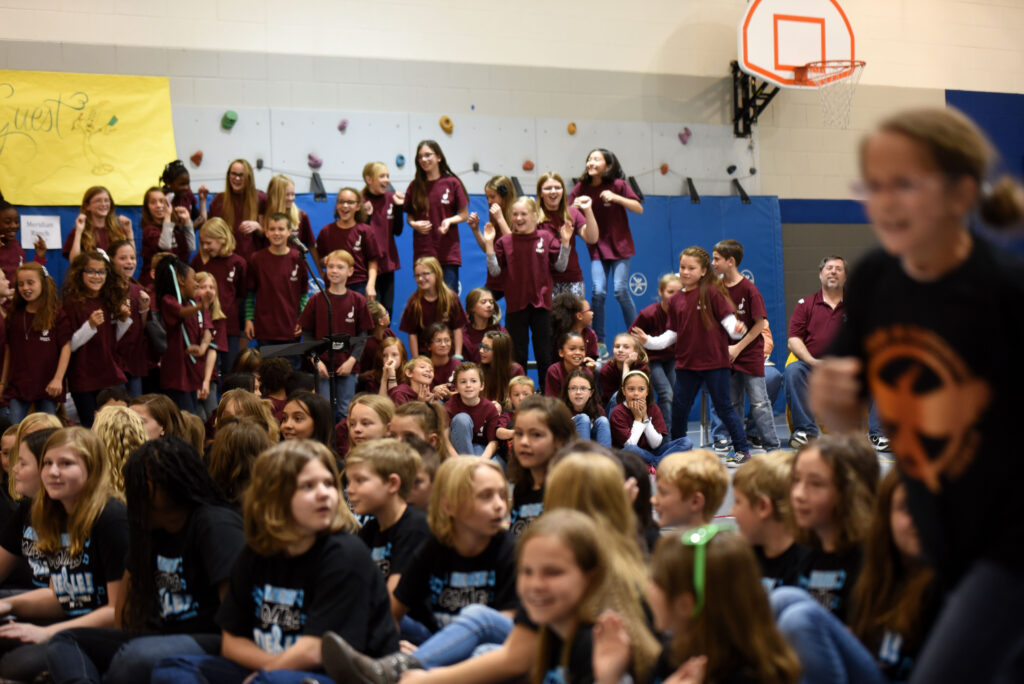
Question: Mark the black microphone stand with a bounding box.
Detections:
[289,236,338,418]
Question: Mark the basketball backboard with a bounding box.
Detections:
[738,0,856,89]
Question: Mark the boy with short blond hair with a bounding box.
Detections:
[651,449,729,532]
[731,450,809,589]
[345,439,431,596]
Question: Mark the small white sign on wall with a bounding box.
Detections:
[21,215,61,250]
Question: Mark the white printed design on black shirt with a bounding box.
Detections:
[370,543,392,578]
[429,570,495,626]
[800,569,846,613]
[156,554,198,621]
[252,583,305,654]
[510,503,543,537]
[49,534,102,614]
[21,527,49,586]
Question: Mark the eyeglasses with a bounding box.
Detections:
[337,200,359,206]
[680,523,729,617]
[850,176,941,202]
[83,269,107,276]
[579,308,592,314]
[478,344,492,351]
[229,172,245,179]
[568,386,592,393]
[414,273,432,280]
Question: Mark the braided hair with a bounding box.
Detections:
[121,436,227,632]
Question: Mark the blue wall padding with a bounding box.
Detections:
[17,193,785,421]
[779,199,868,224]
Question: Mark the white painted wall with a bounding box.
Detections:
[0,0,1020,200]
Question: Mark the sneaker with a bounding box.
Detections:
[322,631,423,684]
[788,430,810,449]
[870,435,891,452]
[712,438,731,454]
[597,343,609,360]
[727,451,752,468]
[748,434,763,450]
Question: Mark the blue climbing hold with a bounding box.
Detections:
[396,154,406,168]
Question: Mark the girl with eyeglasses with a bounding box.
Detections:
[461,288,506,365]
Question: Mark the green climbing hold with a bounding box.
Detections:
[221,110,238,130]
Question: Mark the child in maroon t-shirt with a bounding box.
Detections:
[630,273,683,429]
[423,323,460,401]
[398,256,467,358]
[544,331,595,399]
[154,257,214,414]
[361,162,405,316]
[483,197,573,392]
[461,288,507,365]
[299,249,372,421]
[244,214,308,351]
[567,148,644,349]
[536,171,598,299]
[445,364,499,459]
[316,188,383,298]
[404,140,469,290]
[711,240,780,450]
[192,217,247,375]
[0,203,47,288]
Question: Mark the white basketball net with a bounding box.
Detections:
[801,61,865,129]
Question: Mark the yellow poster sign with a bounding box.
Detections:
[0,70,176,206]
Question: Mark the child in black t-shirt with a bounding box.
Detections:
[507,396,576,537]
[789,435,878,624]
[345,439,430,603]
[731,451,809,590]
[150,439,397,683]
[812,106,1024,684]
[44,436,246,684]
[322,456,516,681]
[0,428,58,592]
[0,428,128,683]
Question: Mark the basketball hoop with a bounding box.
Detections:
[794,59,866,129]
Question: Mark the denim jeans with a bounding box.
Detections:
[151,654,333,684]
[784,360,818,436]
[71,390,101,428]
[412,604,513,669]
[621,436,694,467]
[350,282,367,296]
[449,413,485,456]
[910,561,1024,684]
[223,334,242,379]
[648,358,676,428]
[441,266,459,294]
[46,628,217,684]
[505,307,552,390]
[590,258,636,345]
[164,389,198,415]
[318,373,358,421]
[671,368,750,452]
[9,397,57,424]
[572,414,612,447]
[708,371,781,449]
[553,281,585,299]
[125,375,143,399]
[770,587,884,684]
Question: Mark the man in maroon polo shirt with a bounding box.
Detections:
[785,255,849,447]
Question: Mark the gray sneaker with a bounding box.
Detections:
[788,430,810,449]
[322,631,423,684]
[870,435,891,452]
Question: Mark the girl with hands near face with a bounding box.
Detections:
[64,186,134,263]
[484,197,572,391]
[538,172,599,299]
[609,371,693,467]
[468,176,517,301]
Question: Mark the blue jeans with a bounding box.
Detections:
[350,282,367,296]
[649,358,676,428]
[672,368,750,452]
[590,258,636,345]
[152,654,333,684]
[412,604,513,669]
[164,389,198,414]
[46,628,216,684]
[9,397,57,424]
[770,587,883,684]
[125,375,143,398]
[449,413,485,456]
[784,360,817,435]
[572,414,612,447]
[621,436,694,467]
[318,373,357,421]
[708,371,781,449]
[442,266,459,294]
[223,334,242,379]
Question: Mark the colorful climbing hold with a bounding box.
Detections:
[660,163,669,175]
[567,122,577,135]
[396,154,406,168]
[727,165,737,174]
[439,116,454,134]
[190,151,203,167]
[678,127,692,145]
[337,119,349,133]
[221,110,238,130]
[522,160,535,172]
[472,162,480,173]
[308,153,323,169]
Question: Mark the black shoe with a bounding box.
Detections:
[322,631,423,684]
[748,434,763,450]
[712,438,731,454]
